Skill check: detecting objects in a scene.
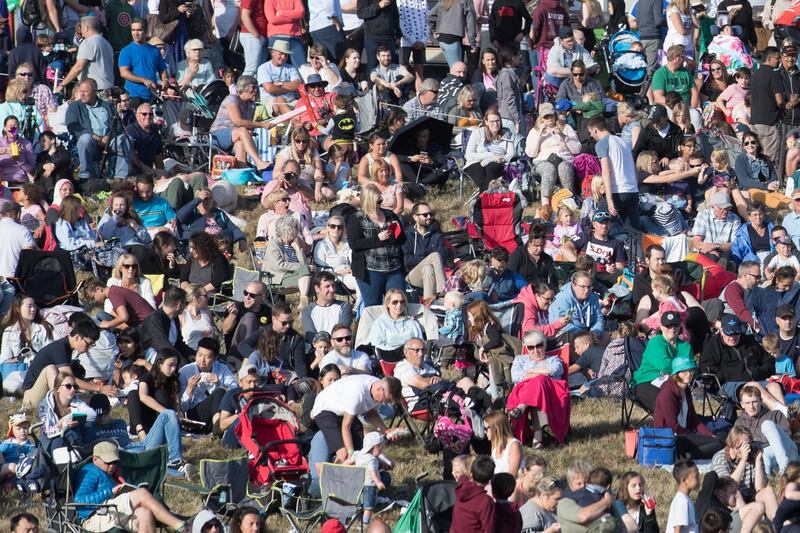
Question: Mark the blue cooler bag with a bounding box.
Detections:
[637,428,675,466]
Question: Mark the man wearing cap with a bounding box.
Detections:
[545,27,598,88]
[700,314,785,404]
[691,191,742,261]
[587,116,641,231]
[300,272,354,345]
[216,361,263,448]
[631,310,693,411]
[633,103,683,162]
[781,190,800,248]
[74,441,186,532]
[82,393,196,478]
[562,210,627,288]
[118,19,169,104]
[402,78,444,122]
[775,303,800,370]
[750,47,785,168]
[651,44,698,107]
[258,40,302,117]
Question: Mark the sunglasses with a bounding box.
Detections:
[18,72,32,77]
[243,290,263,298]
[277,319,292,325]
[61,383,76,390]
[572,72,585,77]
[526,343,545,350]
[122,264,137,269]
[333,335,352,342]
[328,224,343,229]
[389,300,405,305]
[743,141,759,146]
[711,67,723,72]
[293,139,309,144]
[138,112,154,117]
[416,212,433,217]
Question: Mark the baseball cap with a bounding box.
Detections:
[777,303,796,318]
[238,360,259,380]
[538,102,555,117]
[93,441,120,464]
[711,191,733,209]
[89,393,111,415]
[720,314,743,335]
[661,311,681,327]
[361,431,386,454]
[775,235,795,246]
[648,104,668,122]
[558,26,574,39]
[593,211,613,222]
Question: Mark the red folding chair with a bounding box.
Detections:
[380,360,435,444]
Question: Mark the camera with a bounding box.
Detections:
[283,171,298,184]
[182,0,197,8]
[108,87,124,101]
[747,441,764,462]
[22,96,35,107]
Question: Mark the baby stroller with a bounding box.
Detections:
[235,392,309,488]
[602,30,648,99]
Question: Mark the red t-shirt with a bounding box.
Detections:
[241,0,269,36]
[108,285,155,327]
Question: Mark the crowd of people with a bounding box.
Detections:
[3,0,800,531]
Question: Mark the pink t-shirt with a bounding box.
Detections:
[719,84,748,112]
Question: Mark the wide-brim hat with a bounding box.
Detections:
[305,73,329,87]
[270,40,292,55]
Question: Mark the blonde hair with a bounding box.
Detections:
[382,289,408,316]
[668,0,690,14]
[556,205,574,222]
[672,102,691,128]
[360,184,381,217]
[370,157,391,184]
[761,333,780,356]
[636,150,659,173]
[460,260,486,290]
[265,189,290,210]
[184,283,208,305]
[456,84,478,110]
[590,175,604,202]
[112,254,140,280]
[5,79,27,103]
[484,411,515,454]
[444,290,464,309]
[651,275,675,295]
[711,149,730,170]
[617,102,642,121]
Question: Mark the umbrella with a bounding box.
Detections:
[388,116,454,156]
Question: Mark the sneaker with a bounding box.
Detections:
[169,460,198,482]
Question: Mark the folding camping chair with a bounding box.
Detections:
[380,360,435,444]
[281,463,366,533]
[620,336,653,429]
[166,456,259,517]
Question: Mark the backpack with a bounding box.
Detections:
[21,0,42,27]
[15,446,53,494]
[433,391,473,454]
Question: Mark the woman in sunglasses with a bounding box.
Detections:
[38,372,96,450]
[369,289,423,362]
[104,254,156,316]
[312,215,358,300]
[699,59,731,105]
[735,131,781,201]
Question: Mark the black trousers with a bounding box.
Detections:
[186,388,227,434]
[465,162,505,191]
[612,192,643,232]
[315,410,365,452]
[634,383,660,413]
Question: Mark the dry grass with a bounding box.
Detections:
[0,179,685,530]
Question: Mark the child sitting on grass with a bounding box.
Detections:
[0,414,34,485]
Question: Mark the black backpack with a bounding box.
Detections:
[21,0,42,27]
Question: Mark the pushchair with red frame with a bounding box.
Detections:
[234,392,309,488]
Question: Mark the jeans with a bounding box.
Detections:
[268,35,307,68]
[355,268,406,307]
[365,36,396,73]
[221,419,241,449]
[240,32,265,76]
[126,409,183,464]
[761,419,799,475]
[439,41,462,68]
[76,133,131,179]
[308,430,332,498]
[0,281,15,316]
[310,25,347,61]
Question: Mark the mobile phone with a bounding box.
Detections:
[387,221,400,238]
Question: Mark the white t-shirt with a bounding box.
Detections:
[666,491,697,533]
[311,374,380,419]
[595,133,638,194]
[310,304,345,336]
[321,349,372,373]
[0,217,34,278]
[394,359,439,410]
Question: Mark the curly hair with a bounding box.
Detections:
[189,232,221,264]
[256,328,282,364]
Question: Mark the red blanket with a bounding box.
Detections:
[506,375,571,444]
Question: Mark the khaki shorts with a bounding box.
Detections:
[81,492,137,532]
[22,368,51,409]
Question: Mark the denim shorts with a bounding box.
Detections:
[361,485,377,509]
[211,128,234,151]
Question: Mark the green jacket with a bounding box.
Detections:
[632,334,693,387]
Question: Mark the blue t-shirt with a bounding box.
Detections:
[776,355,797,377]
[256,61,301,101]
[133,196,176,228]
[118,42,166,99]
[0,438,35,463]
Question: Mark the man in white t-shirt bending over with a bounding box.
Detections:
[311,374,402,462]
[588,116,642,232]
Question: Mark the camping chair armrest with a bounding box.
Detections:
[695,373,723,392]
[325,493,362,508]
[164,479,207,494]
